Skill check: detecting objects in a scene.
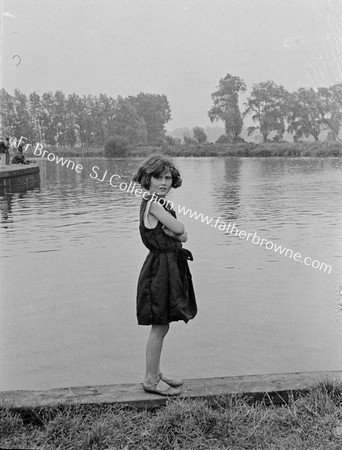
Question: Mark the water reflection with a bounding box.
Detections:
[0,179,40,197]
[212,157,242,223]
[0,194,13,222]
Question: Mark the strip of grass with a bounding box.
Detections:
[1,381,342,449]
[24,141,342,159]
[128,141,342,158]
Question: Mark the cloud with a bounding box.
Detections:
[2,12,17,19]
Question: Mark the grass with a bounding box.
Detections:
[24,141,342,159]
[128,141,342,158]
[1,381,342,449]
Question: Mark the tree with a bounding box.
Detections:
[208,73,246,142]
[112,96,147,145]
[66,94,96,148]
[287,88,326,141]
[92,93,117,145]
[53,90,68,147]
[193,127,207,143]
[317,84,342,140]
[243,80,289,142]
[28,92,44,142]
[0,89,17,137]
[164,135,182,146]
[12,90,32,140]
[128,92,171,145]
[40,91,58,145]
[182,129,194,144]
[0,89,32,140]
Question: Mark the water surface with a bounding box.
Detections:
[1,156,341,390]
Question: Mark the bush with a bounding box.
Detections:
[215,134,230,144]
[104,137,129,157]
[234,136,247,143]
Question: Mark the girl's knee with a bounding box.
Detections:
[151,323,169,337]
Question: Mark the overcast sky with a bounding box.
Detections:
[1,0,342,130]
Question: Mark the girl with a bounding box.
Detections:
[132,154,197,396]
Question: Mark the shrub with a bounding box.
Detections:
[215,134,230,144]
[104,137,129,157]
[234,136,247,143]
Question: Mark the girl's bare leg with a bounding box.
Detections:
[144,324,169,385]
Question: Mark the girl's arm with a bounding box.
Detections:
[163,227,188,242]
[149,201,185,235]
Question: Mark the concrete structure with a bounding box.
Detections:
[0,165,40,194]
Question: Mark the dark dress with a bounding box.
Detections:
[136,196,197,325]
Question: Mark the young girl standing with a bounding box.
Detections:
[133,154,197,396]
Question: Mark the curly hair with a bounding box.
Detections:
[132,154,182,189]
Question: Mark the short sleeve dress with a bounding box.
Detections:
[136,195,197,325]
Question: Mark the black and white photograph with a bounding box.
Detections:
[1,0,342,448]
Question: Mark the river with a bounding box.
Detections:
[1,156,341,390]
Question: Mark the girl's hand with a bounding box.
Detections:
[177,231,187,242]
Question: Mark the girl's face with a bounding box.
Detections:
[149,168,172,197]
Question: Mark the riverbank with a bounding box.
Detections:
[130,141,342,158]
[23,141,342,158]
[1,380,342,449]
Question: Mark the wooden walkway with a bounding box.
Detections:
[1,371,342,409]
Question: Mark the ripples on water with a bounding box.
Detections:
[1,156,342,390]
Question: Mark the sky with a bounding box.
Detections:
[1,0,342,131]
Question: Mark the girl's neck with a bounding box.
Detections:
[149,191,166,200]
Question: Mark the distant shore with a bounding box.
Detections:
[23,141,342,158]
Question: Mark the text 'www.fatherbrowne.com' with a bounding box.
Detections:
[171,202,332,275]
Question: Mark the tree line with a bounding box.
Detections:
[0,90,171,147]
[1,75,341,148]
[208,74,342,143]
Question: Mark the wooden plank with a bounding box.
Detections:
[1,371,342,409]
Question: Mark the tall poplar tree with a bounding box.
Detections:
[208,73,246,142]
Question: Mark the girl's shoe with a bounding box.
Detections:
[142,377,181,396]
[159,372,184,387]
